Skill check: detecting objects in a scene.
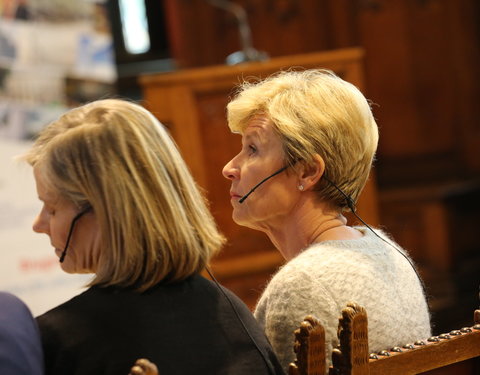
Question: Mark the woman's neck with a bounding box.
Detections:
[265,197,362,261]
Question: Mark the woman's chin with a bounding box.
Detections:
[232,212,249,226]
[232,213,262,231]
[58,263,75,273]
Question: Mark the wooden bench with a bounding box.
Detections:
[289,303,480,375]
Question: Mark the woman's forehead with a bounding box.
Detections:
[244,114,276,136]
[33,165,58,202]
[247,113,272,127]
[243,115,285,156]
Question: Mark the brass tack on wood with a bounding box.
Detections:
[473,324,480,330]
[438,334,451,339]
[378,350,390,356]
[414,340,426,346]
[460,327,472,333]
[427,336,440,342]
[402,344,415,349]
[450,330,461,336]
[391,347,402,352]
[369,353,378,360]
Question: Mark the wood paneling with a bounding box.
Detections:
[162,0,480,181]
[144,0,480,321]
[356,0,480,183]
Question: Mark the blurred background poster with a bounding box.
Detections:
[0,0,115,315]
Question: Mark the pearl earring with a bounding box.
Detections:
[298,185,304,191]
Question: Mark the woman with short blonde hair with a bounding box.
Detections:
[227,69,378,208]
[223,70,430,373]
[25,99,283,375]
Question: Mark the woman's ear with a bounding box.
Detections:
[298,154,325,191]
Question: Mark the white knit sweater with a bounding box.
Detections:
[254,227,431,373]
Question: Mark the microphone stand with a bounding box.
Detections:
[205,0,268,64]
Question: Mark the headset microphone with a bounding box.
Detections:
[59,206,92,263]
[239,165,289,203]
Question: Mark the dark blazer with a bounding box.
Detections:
[0,292,44,375]
[37,274,284,375]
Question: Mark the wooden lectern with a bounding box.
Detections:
[139,47,379,308]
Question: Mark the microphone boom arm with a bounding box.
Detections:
[239,165,289,203]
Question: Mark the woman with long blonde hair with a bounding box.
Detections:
[25,99,283,375]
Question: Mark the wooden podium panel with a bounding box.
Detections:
[139,47,379,308]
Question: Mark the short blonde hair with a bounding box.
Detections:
[24,99,225,291]
[227,69,379,209]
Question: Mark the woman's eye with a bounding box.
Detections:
[45,206,55,216]
[248,145,257,154]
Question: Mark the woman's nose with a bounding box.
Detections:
[32,213,48,234]
[222,158,238,180]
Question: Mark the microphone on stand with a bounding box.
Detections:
[205,0,268,64]
[239,165,289,203]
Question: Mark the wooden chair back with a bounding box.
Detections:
[289,303,480,375]
[129,358,159,375]
[289,315,326,375]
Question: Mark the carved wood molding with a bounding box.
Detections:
[289,315,326,375]
[332,302,369,375]
[368,326,480,375]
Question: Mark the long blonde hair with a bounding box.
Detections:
[24,99,225,291]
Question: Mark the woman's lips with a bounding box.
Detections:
[230,191,242,199]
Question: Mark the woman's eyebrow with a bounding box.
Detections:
[244,126,267,143]
[242,131,257,144]
[38,192,58,204]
